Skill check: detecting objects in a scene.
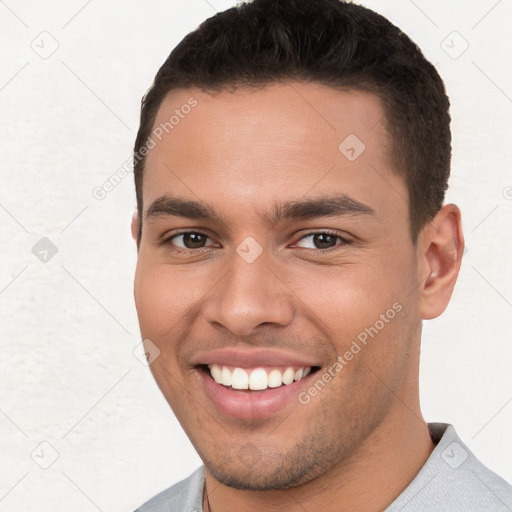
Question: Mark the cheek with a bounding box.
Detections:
[289,260,411,339]
[134,262,206,337]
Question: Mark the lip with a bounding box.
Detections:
[196,366,317,421]
[190,347,321,369]
[190,348,322,421]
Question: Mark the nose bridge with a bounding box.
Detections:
[203,246,294,335]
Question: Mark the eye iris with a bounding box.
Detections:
[314,233,337,249]
[183,233,207,248]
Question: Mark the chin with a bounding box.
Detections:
[204,447,339,491]
[207,466,309,491]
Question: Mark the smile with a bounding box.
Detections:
[208,364,312,391]
[190,348,322,420]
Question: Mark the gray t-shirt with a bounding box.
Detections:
[134,423,512,511]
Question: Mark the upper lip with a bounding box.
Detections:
[190,348,321,368]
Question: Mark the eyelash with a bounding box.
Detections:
[160,230,352,254]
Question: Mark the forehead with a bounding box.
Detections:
[143,82,406,225]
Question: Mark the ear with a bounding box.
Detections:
[131,211,140,243]
[417,204,464,320]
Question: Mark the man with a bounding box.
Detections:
[130,0,512,510]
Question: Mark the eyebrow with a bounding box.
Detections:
[265,194,376,224]
[145,193,377,225]
[146,196,223,223]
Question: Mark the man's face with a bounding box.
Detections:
[133,83,423,489]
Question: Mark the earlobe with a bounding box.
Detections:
[131,212,139,242]
[418,204,464,320]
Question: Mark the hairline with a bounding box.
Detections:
[135,79,423,246]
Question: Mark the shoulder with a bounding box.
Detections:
[387,423,512,511]
[133,466,205,512]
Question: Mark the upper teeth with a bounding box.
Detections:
[208,364,311,390]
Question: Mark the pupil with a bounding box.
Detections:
[314,233,336,249]
[184,233,206,248]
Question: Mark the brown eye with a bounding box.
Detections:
[166,232,214,250]
[181,233,207,248]
[311,233,338,249]
[295,232,348,250]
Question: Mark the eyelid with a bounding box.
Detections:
[291,230,352,249]
[161,230,219,248]
[160,229,352,252]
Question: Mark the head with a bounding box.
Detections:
[132,0,463,493]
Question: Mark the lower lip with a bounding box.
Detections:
[197,368,314,421]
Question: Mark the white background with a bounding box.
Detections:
[1,0,511,510]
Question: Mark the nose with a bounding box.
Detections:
[202,251,295,336]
